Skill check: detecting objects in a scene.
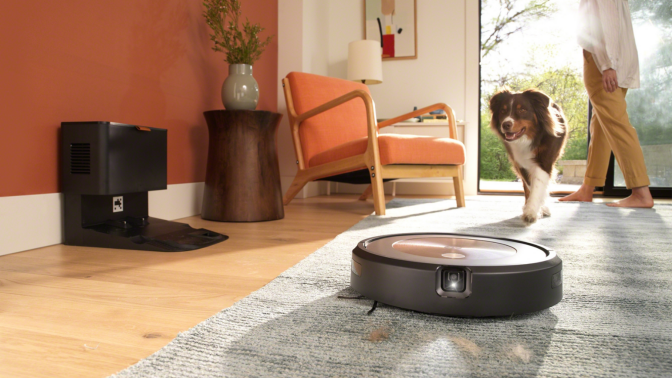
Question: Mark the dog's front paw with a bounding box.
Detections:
[540,205,551,217]
[521,208,538,224]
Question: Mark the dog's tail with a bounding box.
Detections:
[550,102,567,136]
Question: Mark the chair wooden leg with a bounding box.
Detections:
[283,174,308,205]
[370,173,386,215]
[358,184,372,201]
[454,165,466,207]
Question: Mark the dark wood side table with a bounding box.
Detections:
[201,110,284,222]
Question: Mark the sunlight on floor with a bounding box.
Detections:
[480,180,580,193]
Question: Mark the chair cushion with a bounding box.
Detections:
[286,72,370,165]
[308,134,466,168]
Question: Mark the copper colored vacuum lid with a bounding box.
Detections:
[364,234,550,266]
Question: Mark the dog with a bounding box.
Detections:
[489,88,568,224]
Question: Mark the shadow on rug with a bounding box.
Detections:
[111,197,672,378]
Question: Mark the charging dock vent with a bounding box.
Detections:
[70,143,91,174]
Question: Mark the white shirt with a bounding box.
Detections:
[578,0,640,88]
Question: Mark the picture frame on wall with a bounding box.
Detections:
[363,0,417,60]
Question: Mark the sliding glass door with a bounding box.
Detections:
[479,0,588,193]
[480,0,671,197]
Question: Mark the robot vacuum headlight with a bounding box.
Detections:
[442,269,466,292]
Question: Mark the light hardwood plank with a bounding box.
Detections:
[0,195,374,378]
[0,327,145,378]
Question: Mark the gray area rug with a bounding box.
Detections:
[111,197,672,377]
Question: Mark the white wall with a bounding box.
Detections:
[327,2,465,119]
[277,0,303,187]
[277,0,330,198]
[278,0,480,196]
[303,0,330,76]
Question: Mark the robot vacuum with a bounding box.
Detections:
[351,233,562,317]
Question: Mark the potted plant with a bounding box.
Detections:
[203,0,274,110]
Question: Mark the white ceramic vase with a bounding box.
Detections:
[221,64,259,110]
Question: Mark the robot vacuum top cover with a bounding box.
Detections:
[350,233,562,317]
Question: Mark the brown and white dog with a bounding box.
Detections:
[489,88,568,224]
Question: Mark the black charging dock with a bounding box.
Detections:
[62,121,227,252]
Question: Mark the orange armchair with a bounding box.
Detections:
[282,72,465,215]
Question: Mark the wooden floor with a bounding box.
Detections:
[1,194,668,377]
[0,195,375,378]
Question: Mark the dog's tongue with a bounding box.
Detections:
[505,128,526,140]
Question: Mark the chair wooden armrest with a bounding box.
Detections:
[286,84,380,168]
[377,103,459,140]
[294,89,374,124]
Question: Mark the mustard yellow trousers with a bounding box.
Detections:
[583,50,650,189]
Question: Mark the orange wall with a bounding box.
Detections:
[0,0,278,197]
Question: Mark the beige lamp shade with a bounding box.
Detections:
[347,40,383,85]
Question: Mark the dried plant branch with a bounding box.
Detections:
[203,0,274,65]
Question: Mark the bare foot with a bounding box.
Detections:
[606,186,654,208]
[559,184,595,202]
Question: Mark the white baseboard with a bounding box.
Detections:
[331,180,457,196]
[148,182,204,221]
[392,181,457,196]
[0,193,64,257]
[280,176,329,199]
[281,175,459,198]
[0,182,205,257]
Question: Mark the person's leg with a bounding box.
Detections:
[589,88,653,208]
[559,113,611,202]
[562,51,652,207]
[561,51,612,202]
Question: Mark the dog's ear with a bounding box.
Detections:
[489,87,512,114]
[523,89,563,136]
[489,88,511,135]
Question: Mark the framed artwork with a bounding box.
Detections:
[363,0,417,60]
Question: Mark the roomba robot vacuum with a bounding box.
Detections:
[351,233,562,317]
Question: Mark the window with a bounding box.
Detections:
[480,0,586,193]
[480,0,672,198]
